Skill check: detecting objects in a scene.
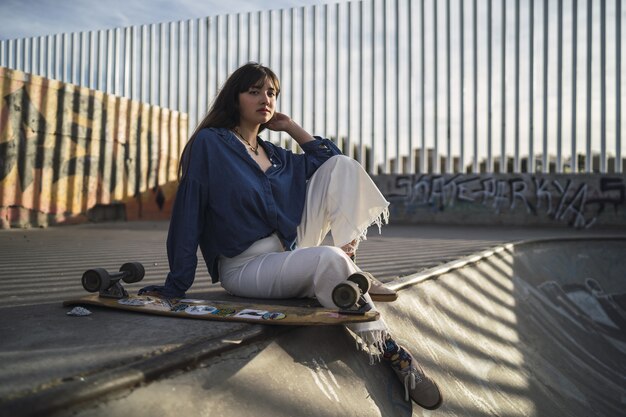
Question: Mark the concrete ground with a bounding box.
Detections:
[0,221,625,416]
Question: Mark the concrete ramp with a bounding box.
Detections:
[380,237,626,416]
[73,238,626,417]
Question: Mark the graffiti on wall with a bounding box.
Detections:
[0,67,187,228]
[376,174,626,228]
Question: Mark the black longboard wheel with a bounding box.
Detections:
[82,268,111,292]
[347,272,371,294]
[332,280,360,309]
[120,262,145,283]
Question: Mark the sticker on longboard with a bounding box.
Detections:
[118,297,154,306]
[212,308,237,317]
[147,297,172,308]
[171,303,190,312]
[262,312,286,321]
[179,299,205,304]
[234,309,268,320]
[185,305,218,315]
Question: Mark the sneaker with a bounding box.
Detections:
[348,258,398,302]
[369,279,398,302]
[386,344,443,409]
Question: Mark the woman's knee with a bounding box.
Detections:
[324,154,359,169]
[315,246,356,279]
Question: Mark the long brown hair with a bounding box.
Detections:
[178,62,281,179]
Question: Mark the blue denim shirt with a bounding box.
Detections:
[141,127,341,298]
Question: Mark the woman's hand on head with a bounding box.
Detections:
[265,112,294,132]
[265,112,315,145]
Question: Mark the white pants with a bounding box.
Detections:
[219,155,390,342]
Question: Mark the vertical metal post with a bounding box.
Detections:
[141,25,148,103]
[324,4,330,140]
[236,13,242,68]
[74,32,81,85]
[345,2,354,157]
[359,1,364,164]
[372,0,377,173]
[135,26,142,101]
[571,0,578,173]
[179,21,187,115]
[41,36,47,78]
[124,27,131,98]
[7,39,13,69]
[169,22,177,109]
[473,0,478,173]
[421,0,427,173]
[226,14,232,72]
[107,30,115,95]
[246,12,252,61]
[487,0,493,173]
[501,0,507,172]
[197,18,205,125]
[335,3,340,148]
[9,39,16,70]
[302,7,307,135]
[17,38,24,72]
[81,31,88,87]
[21,37,29,75]
[206,17,214,112]
[542,0,549,173]
[394,0,400,172]
[557,0,564,172]
[279,9,285,144]
[160,23,168,108]
[600,0,606,173]
[25,37,32,75]
[617,0,622,173]
[446,0,452,173]
[382,0,390,174]
[514,0,521,173]
[257,10,262,65]
[56,34,62,81]
[529,0,535,172]
[585,0,593,172]
[89,32,97,90]
[64,33,72,83]
[216,16,222,93]
[312,6,317,135]
[408,0,414,173]
[187,19,195,129]
[289,8,295,149]
[26,36,34,75]
[460,0,465,173]
[430,0,437,173]
[47,35,54,80]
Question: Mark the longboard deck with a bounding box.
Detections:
[63,294,380,326]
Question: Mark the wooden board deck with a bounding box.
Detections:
[63,294,380,326]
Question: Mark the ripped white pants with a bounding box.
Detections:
[219,155,390,349]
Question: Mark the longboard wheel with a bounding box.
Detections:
[120,262,145,283]
[332,280,360,309]
[82,268,111,292]
[347,272,371,294]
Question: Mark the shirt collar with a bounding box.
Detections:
[215,127,276,169]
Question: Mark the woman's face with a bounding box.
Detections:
[238,77,277,128]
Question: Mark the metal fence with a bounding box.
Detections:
[0,0,623,174]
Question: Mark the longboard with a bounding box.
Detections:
[63,294,380,326]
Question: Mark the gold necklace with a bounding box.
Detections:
[232,128,259,155]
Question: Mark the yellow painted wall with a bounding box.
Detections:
[0,67,187,228]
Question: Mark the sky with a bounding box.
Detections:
[0,0,345,41]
